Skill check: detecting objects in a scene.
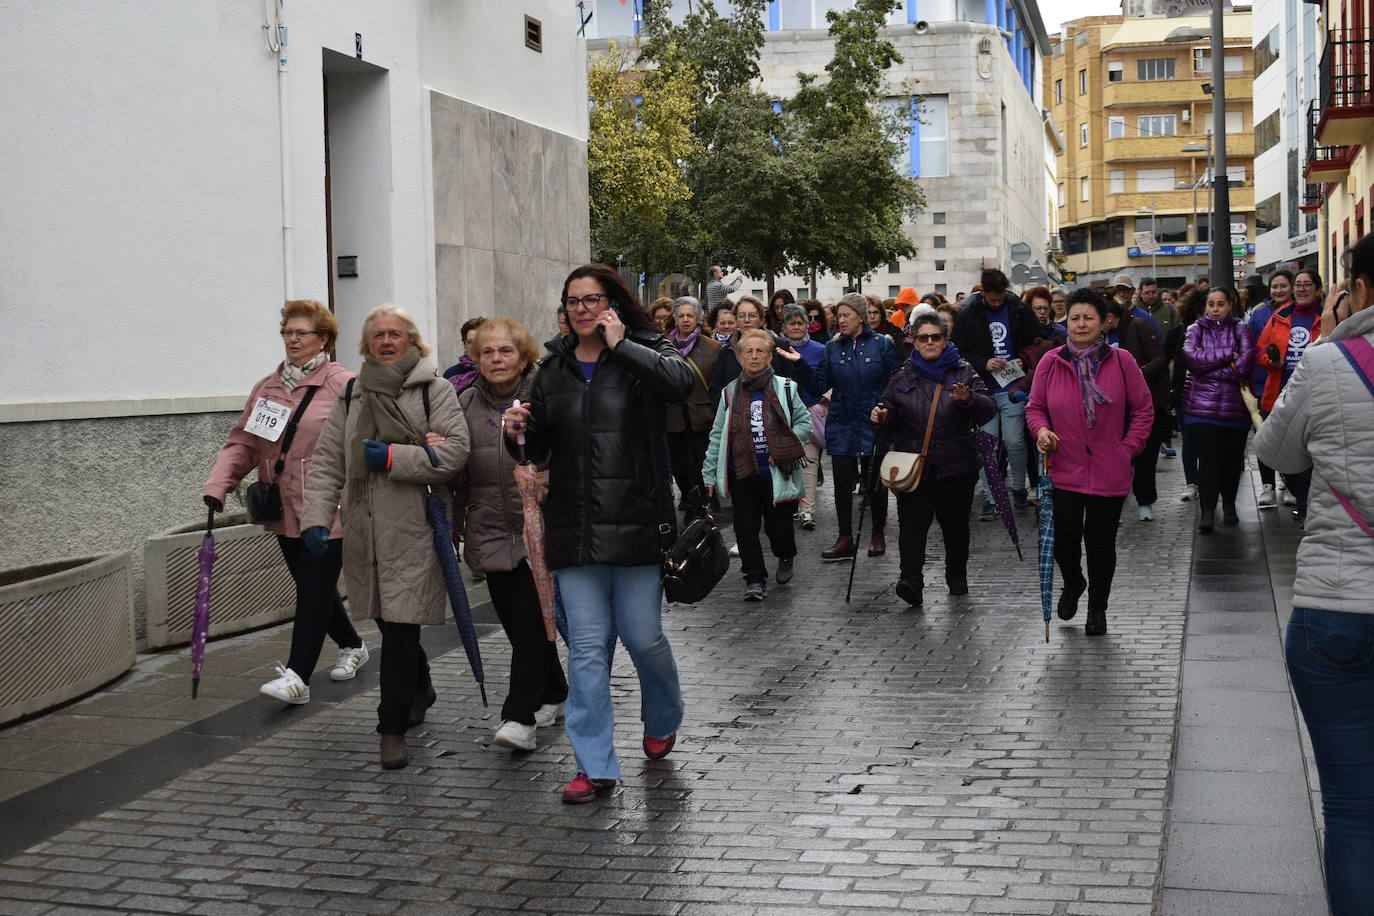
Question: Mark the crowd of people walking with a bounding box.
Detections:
[204,241,1374,912]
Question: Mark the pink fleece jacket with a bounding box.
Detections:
[1025,345,1155,498]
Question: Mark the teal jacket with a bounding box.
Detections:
[703,375,812,503]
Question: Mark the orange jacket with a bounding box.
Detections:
[1256,303,1323,411]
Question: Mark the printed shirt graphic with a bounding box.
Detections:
[749,390,770,472]
[987,306,1012,390]
[1284,313,1317,378]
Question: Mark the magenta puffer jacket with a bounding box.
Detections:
[1180,316,1255,423]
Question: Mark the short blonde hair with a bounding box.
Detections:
[358,304,430,357]
[280,299,338,350]
[473,317,539,367]
[737,328,774,350]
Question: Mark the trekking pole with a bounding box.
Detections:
[845,414,887,603]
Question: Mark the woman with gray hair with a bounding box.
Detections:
[302,304,470,769]
[779,302,829,530]
[665,295,720,519]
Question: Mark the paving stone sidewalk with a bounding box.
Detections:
[0,460,1321,914]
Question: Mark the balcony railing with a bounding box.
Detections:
[1316,27,1374,146]
[1299,182,1322,214]
[1305,98,1358,180]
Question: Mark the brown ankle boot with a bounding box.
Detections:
[380,734,409,769]
[867,532,886,557]
[407,684,437,729]
[822,535,856,561]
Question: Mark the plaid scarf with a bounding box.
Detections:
[728,367,806,480]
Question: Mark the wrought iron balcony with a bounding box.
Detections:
[1305,99,1357,182]
[1299,182,1322,215]
[1315,27,1374,147]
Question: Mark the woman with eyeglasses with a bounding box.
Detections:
[1257,267,1323,523]
[205,300,368,706]
[866,294,906,356]
[708,295,797,406]
[502,264,694,804]
[869,312,995,606]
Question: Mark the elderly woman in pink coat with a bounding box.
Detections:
[1027,288,1154,637]
[205,300,368,705]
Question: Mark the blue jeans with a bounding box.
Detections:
[980,390,1027,496]
[554,564,683,780]
[1285,608,1374,916]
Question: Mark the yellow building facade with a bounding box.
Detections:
[1304,0,1373,280]
[1047,13,1255,290]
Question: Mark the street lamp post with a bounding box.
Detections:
[1181,134,1213,284]
[1169,15,1232,287]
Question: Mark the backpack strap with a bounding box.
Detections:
[343,378,355,414]
[421,382,432,422]
[1335,338,1374,398]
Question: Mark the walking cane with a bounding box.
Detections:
[845,414,888,603]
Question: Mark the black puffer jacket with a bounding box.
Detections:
[512,327,695,570]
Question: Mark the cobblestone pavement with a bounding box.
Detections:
[0,460,1289,915]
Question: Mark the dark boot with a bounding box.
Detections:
[1198,508,1215,535]
[895,578,922,606]
[407,684,437,729]
[380,734,409,769]
[946,571,969,596]
[867,531,886,557]
[1085,608,1107,636]
[822,535,856,561]
[1057,576,1086,620]
[1222,501,1239,524]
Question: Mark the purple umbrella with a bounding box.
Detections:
[974,429,1023,561]
[191,506,216,698]
[1037,457,1055,643]
[424,486,488,707]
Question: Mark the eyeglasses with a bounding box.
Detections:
[562,293,609,311]
[1293,281,1316,289]
[914,333,944,343]
[280,330,321,339]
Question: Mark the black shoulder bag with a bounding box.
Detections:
[246,385,318,523]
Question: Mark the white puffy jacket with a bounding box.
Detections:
[1254,305,1374,615]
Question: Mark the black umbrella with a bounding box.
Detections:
[424,486,487,706]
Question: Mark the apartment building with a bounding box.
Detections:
[1303,0,1373,279]
[584,0,1053,302]
[1047,12,1256,290]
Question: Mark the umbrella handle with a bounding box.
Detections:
[205,505,215,536]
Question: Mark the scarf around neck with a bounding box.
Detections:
[281,352,328,393]
[909,341,961,383]
[668,326,701,357]
[349,347,423,504]
[728,366,806,480]
[1063,338,1113,428]
[713,331,733,346]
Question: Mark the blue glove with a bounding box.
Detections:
[363,438,392,471]
[303,526,330,556]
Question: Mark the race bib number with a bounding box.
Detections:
[991,361,1026,388]
[245,397,292,442]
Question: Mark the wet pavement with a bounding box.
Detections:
[0,459,1327,914]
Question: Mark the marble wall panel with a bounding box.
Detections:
[567,142,590,263]
[463,247,496,320]
[541,133,572,263]
[430,92,464,248]
[434,242,466,363]
[491,113,523,255]
[459,100,494,252]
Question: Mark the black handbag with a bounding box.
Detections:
[661,500,729,604]
[246,385,318,524]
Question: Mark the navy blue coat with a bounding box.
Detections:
[793,328,902,456]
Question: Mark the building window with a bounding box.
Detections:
[1061,227,1087,254]
[1137,58,1176,80]
[1195,50,1246,74]
[1107,61,1123,82]
[1256,193,1282,233]
[1141,214,1189,243]
[888,260,900,273]
[1078,69,1087,94]
[1205,109,1245,135]
[934,283,948,295]
[1080,176,1089,201]
[1138,114,1177,137]
[1109,170,1125,193]
[1136,167,1176,192]
[1090,219,1125,251]
[1255,110,1280,156]
[1080,123,1088,146]
[917,96,950,178]
[935,260,946,271]
[1057,183,1065,207]
[933,212,946,224]
[934,236,947,248]
[1055,79,1063,102]
[1254,27,1280,77]
[1225,164,1247,186]
[888,285,902,297]
[1108,116,1125,139]
[797,288,809,299]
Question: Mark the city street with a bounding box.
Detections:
[0,463,1327,914]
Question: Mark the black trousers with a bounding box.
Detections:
[832,454,887,537]
[486,561,569,725]
[896,473,977,586]
[666,430,710,514]
[277,536,361,685]
[1190,422,1249,515]
[730,473,798,584]
[375,620,430,736]
[1053,488,1126,613]
[1130,412,1166,507]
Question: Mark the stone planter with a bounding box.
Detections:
[144,512,296,649]
[0,551,136,724]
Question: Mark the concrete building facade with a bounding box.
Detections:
[0,0,590,637]
[585,0,1053,302]
[1047,12,1256,291]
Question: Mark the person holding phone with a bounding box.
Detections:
[502,264,694,804]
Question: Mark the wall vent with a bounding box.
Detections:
[525,15,542,52]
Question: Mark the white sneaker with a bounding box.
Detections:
[534,702,564,728]
[1256,484,1277,509]
[494,720,537,751]
[1138,505,1154,521]
[329,643,369,681]
[260,664,309,705]
[1181,484,1198,502]
[729,543,740,557]
[1282,488,1297,506]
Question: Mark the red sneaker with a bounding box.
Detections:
[643,733,677,760]
[561,772,616,804]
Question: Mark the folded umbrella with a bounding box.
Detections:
[513,462,557,642]
[1239,385,1264,431]
[974,429,1023,561]
[191,506,217,699]
[424,486,487,707]
[1037,457,1056,643]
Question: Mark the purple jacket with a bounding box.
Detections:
[1180,316,1255,423]
[877,361,996,479]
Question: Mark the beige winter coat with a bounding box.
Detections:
[301,356,470,625]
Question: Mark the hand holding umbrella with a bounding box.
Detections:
[510,398,558,641]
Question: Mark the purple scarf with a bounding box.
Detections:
[1063,338,1113,428]
[668,326,701,357]
[909,341,962,383]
